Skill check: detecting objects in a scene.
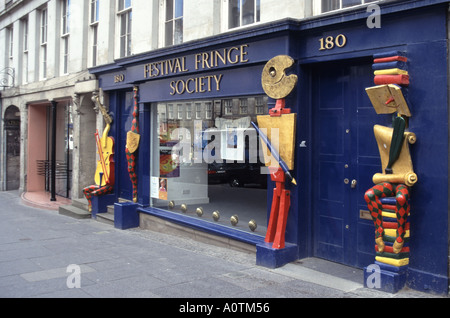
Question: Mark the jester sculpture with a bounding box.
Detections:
[83,93,115,212]
[126,86,140,202]
[364,55,417,267]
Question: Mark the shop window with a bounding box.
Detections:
[150,96,269,234]
[228,0,260,29]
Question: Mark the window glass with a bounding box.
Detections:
[175,0,183,18]
[165,0,183,46]
[322,0,339,12]
[151,96,269,235]
[228,0,239,29]
[229,0,260,29]
[90,0,99,23]
[242,0,255,25]
[120,10,132,57]
[342,0,361,8]
[119,0,131,11]
[321,0,377,12]
[166,0,173,20]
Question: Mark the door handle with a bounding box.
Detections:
[351,179,357,189]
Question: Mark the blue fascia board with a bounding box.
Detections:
[89,0,450,77]
[90,19,298,75]
[298,0,450,31]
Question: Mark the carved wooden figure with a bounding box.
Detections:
[364,60,416,267]
[363,51,418,270]
[83,94,115,212]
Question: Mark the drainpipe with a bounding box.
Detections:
[50,100,57,201]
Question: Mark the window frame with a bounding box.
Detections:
[118,0,132,57]
[163,0,183,47]
[8,26,13,61]
[314,0,379,14]
[40,8,48,79]
[225,0,260,30]
[22,17,29,84]
[61,0,70,36]
[61,0,70,75]
[90,0,99,24]
[89,0,99,67]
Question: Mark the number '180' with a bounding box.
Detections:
[319,34,347,51]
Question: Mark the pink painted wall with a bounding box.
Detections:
[27,105,47,192]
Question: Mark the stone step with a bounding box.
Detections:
[58,204,91,219]
[107,204,114,213]
[95,210,114,226]
[71,197,89,210]
[93,197,132,226]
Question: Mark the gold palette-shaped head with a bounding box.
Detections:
[261,55,298,100]
[366,84,411,117]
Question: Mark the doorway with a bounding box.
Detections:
[311,58,380,268]
[4,105,20,190]
[27,102,72,198]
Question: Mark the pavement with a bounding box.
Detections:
[0,190,447,303]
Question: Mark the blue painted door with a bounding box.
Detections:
[312,59,380,268]
[117,91,135,200]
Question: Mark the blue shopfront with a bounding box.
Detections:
[89,0,449,295]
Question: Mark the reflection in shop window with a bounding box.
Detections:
[205,102,212,119]
[239,98,248,115]
[177,104,183,119]
[186,103,192,119]
[150,96,269,234]
[168,104,174,119]
[224,99,233,115]
[255,96,264,114]
[195,102,202,119]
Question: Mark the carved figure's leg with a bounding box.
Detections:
[393,184,410,253]
[83,184,114,212]
[126,147,138,202]
[364,182,394,252]
[83,185,97,212]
